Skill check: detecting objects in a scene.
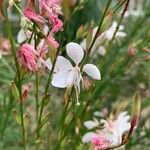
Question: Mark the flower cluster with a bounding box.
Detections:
[24,0,63,33]
[17,0,63,71]
[82,111,131,149]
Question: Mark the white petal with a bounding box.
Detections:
[83,64,101,80]
[54,56,73,72]
[84,120,99,129]
[98,46,106,56]
[82,132,96,143]
[42,58,52,71]
[52,71,69,88]
[80,39,86,50]
[67,69,75,87]
[66,42,84,65]
[43,25,49,35]
[119,25,125,30]
[116,31,126,37]
[17,29,27,43]
[94,111,101,117]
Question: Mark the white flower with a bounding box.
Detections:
[100,111,130,145]
[80,21,126,56]
[104,21,126,41]
[125,0,144,17]
[43,42,101,105]
[82,111,131,148]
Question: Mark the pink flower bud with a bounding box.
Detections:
[22,84,30,102]
[24,8,46,25]
[83,76,91,90]
[128,47,136,57]
[0,38,11,55]
[50,16,63,33]
[47,34,59,49]
[127,92,141,139]
[17,44,39,71]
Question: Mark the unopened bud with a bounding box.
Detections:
[126,92,141,140]
[83,76,92,90]
[24,114,29,131]
[131,92,141,129]
[128,47,136,57]
[13,109,21,125]
[144,55,150,61]
[22,89,28,102]
[76,25,84,39]
[11,81,20,100]
[86,28,93,50]
[101,11,113,33]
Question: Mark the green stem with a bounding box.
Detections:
[87,0,112,55]
[33,29,39,126]
[54,99,71,150]
[37,48,60,139]
[4,4,26,149]
[35,73,39,126]
[81,0,113,66]
[107,0,130,54]
[113,0,127,14]
[1,94,14,139]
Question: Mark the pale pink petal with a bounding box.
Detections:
[52,71,69,88]
[54,56,73,72]
[66,42,84,65]
[17,29,27,44]
[116,31,127,37]
[84,120,99,129]
[98,46,106,56]
[47,34,59,48]
[82,132,97,143]
[83,64,101,80]
[42,58,52,70]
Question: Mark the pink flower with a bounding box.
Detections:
[50,16,63,33]
[40,0,61,14]
[91,134,111,150]
[17,44,39,71]
[47,34,59,49]
[37,35,59,58]
[24,8,46,25]
[39,0,63,33]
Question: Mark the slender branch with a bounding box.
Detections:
[87,0,112,55]
[37,48,60,139]
[113,0,127,14]
[3,1,27,149]
[108,0,130,49]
